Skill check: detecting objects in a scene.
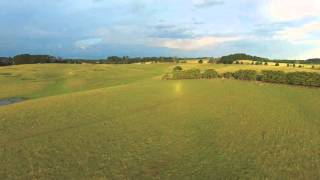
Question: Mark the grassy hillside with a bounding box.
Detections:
[0,64,169,99]
[1,64,320,179]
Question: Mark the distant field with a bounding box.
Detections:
[177,63,320,73]
[1,63,320,179]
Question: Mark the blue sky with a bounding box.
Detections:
[0,0,319,59]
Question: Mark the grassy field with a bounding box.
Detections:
[1,63,320,179]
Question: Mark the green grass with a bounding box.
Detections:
[1,64,320,179]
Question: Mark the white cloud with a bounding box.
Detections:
[75,38,103,50]
[150,36,241,50]
[275,22,320,43]
[263,0,320,22]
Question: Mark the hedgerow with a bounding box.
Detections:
[165,67,320,87]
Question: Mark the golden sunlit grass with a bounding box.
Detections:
[177,63,320,73]
[1,63,320,179]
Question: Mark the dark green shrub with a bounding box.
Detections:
[172,68,201,79]
[255,61,263,65]
[264,62,268,65]
[256,74,263,81]
[232,70,257,81]
[202,69,218,79]
[275,63,280,66]
[173,66,183,71]
[261,70,287,84]
[198,60,203,64]
[185,68,201,79]
[223,72,233,79]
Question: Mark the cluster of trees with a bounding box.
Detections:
[217,53,269,64]
[0,57,13,66]
[305,58,320,64]
[166,66,320,87]
[215,53,316,65]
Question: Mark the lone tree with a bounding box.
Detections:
[275,63,280,66]
[198,59,203,64]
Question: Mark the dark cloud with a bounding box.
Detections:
[194,0,224,8]
[149,25,194,39]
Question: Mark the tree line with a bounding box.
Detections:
[164,66,320,87]
[0,54,211,66]
[1,53,319,66]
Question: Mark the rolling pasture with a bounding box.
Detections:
[1,63,320,179]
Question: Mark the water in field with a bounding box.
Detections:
[0,97,25,106]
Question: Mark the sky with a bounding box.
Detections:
[0,0,319,59]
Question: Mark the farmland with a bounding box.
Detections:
[1,63,320,179]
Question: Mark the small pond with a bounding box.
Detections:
[0,97,26,106]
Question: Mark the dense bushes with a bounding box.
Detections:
[233,70,257,81]
[173,68,201,79]
[166,67,320,87]
[172,68,216,80]
[173,66,183,71]
[202,69,219,79]
[261,70,287,84]
[222,72,233,79]
[287,72,320,87]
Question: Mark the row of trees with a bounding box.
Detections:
[1,53,319,66]
[0,54,206,66]
[166,66,320,87]
[305,58,320,64]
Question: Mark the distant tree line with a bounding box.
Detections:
[0,54,208,66]
[165,66,320,87]
[1,53,319,66]
[216,53,318,65]
[0,57,13,66]
[305,58,320,64]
